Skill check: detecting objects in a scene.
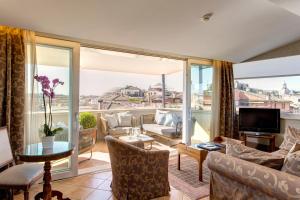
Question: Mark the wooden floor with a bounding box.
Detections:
[14,170,209,200]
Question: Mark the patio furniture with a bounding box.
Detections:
[98,112,136,138]
[0,127,43,200]
[18,142,74,200]
[78,128,96,162]
[141,112,182,140]
[105,136,170,199]
[119,133,155,150]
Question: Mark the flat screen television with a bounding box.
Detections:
[239,108,280,134]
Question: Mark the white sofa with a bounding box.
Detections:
[141,110,182,139]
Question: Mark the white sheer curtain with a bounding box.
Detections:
[24,31,40,145]
[210,62,221,139]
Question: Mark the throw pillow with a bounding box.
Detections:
[281,143,300,177]
[117,112,132,127]
[155,110,168,125]
[164,113,179,127]
[226,139,284,170]
[103,114,118,128]
[280,126,300,151]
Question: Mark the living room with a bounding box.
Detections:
[1,0,300,200]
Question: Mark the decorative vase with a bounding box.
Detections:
[41,136,55,149]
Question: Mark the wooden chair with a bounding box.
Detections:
[0,127,43,200]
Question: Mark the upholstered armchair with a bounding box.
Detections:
[105,136,170,200]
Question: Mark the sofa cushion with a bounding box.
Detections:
[164,113,179,127]
[143,123,179,138]
[155,110,169,125]
[281,143,300,177]
[280,126,300,151]
[110,127,132,136]
[103,114,119,128]
[117,112,132,127]
[0,163,43,186]
[271,148,289,157]
[226,139,284,170]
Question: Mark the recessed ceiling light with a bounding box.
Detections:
[200,12,213,22]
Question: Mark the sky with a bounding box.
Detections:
[34,65,183,96]
[35,64,300,97]
[237,76,300,91]
[80,69,183,96]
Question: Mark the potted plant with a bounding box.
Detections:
[79,112,97,138]
[34,75,64,148]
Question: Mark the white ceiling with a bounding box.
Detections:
[1,0,300,62]
[270,0,300,16]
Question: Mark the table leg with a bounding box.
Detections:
[35,161,70,200]
[199,160,203,182]
[177,153,181,170]
[43,161,52,200]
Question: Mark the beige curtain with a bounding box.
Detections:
[211,60,236,138]
[24,31,39,145]
[0,26,26,156]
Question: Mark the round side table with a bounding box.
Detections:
[18,142,74,200]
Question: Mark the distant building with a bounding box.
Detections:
[120,85,143,97]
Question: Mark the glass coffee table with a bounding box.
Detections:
[119,134,155,150]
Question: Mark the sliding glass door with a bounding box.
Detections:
[183,60,213,145]
[25,36,80,179]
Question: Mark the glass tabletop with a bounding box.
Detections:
[22,141,73,156]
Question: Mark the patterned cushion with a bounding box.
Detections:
[103,114,118,128]
[117,112,132,127]
[164,113,179,127]
[280,126,300,151]
[226,139,284,169]
[281,143,300,177]
[155,110,169,125]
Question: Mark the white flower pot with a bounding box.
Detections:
[42,136,55,149]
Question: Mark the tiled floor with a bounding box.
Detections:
[14,170,209,200]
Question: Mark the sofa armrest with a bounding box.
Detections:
[100,117,109,134]
[207,151,300,200]
[140,114,155,128]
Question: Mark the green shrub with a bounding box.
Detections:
[79,112,96,129]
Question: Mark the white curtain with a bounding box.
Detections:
[210,62,221,139]
[24,30,40,145]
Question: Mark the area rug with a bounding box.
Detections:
[168,155,210,200]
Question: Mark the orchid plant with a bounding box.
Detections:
[34,75,64,137]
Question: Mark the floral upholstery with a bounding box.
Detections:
[105,136,170,200]
[226,139,284,169]
[281,143,300,177]
[207,151,300,200]
[280,126,300,151]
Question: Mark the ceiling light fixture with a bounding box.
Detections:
[200,12,213,22]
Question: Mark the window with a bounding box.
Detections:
[234,56,300,114]
[79,47,184,111]
[234,76,300,113]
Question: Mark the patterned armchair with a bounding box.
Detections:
[207,151,300,200]
[105,136,170,200]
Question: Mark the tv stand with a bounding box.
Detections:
[243,133,276,152]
